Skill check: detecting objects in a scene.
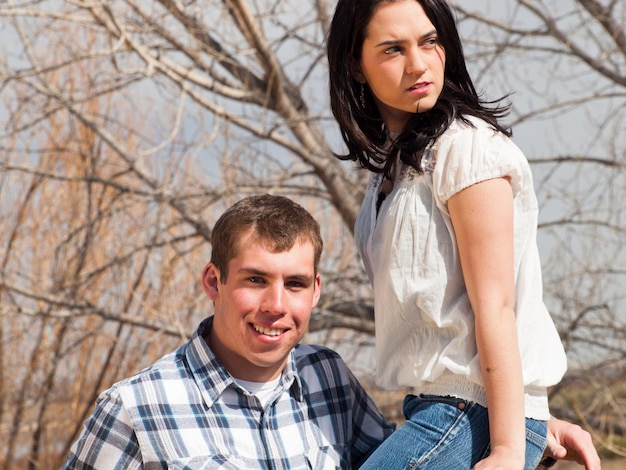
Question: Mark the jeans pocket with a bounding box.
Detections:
[524,419,548,470]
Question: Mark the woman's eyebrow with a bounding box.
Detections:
[374,29,438,48]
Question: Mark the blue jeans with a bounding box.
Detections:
[359,394,547,470]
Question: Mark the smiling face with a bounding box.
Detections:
[203,232,321,382]
[354,0,446,132]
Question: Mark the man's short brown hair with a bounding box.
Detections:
[210,194,323,281]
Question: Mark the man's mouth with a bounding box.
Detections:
[253,324,285,337]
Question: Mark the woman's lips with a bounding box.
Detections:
[408,82,431,93]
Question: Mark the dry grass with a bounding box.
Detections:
[553,458,625,469]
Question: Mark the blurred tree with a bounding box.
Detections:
[0,0,624,467]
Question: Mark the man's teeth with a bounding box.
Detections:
[253,325,283,336]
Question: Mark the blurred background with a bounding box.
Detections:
[1,1,624,467]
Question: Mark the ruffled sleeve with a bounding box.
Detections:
[431,117,531,205]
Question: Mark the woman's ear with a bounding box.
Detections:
[350,58,365,83]
[202,263,220,301]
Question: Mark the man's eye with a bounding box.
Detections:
[286,281,305,289]
[249,276,264,284]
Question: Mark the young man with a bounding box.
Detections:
[63,194,394,469]
[63,194,600,469]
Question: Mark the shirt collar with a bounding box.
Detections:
[185,316,304,407]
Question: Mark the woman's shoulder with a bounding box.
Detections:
[444,115,503,138]
[434,115,519,154]
[430,116,531,201]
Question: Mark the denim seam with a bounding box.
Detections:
[408,406,467,468]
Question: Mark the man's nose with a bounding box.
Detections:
[261,284,286,315]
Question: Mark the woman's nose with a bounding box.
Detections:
[406,49,427,75]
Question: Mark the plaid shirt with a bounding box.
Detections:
[63,317,394,469]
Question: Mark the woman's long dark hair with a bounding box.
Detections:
[327,0,511,176]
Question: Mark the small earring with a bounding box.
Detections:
[360,82,366,108]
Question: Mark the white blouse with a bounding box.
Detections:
[355,116,567,419]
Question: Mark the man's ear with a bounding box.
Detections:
[202,263,220,301]
[350,58,365,83]
[312,273,322,308]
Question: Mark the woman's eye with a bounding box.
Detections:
[384,46,402,54]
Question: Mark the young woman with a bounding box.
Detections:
[327,1,568,469]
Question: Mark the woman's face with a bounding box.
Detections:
[355,0,446,132]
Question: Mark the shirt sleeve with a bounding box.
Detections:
[431,118,530,204]
[62,388,143,469]
[295,345,395,467]
[345,363,396,467]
